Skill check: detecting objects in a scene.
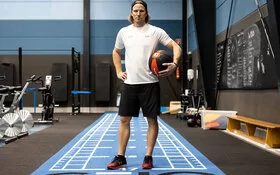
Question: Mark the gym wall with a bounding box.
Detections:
[0,1,83,107]
[0,0,182,107]
[188,0,280,124]
[216,3,280,124]
[89,0,182,106]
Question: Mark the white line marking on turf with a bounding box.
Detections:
[127,155,137,158]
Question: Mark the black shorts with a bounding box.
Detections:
[118,82,160,117]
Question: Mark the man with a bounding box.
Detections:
[107,0,181,170]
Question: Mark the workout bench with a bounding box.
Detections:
[71,90,92,115]
[226,115,280,148]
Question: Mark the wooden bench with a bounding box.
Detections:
[226,115,280,148]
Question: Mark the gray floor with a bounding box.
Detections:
[0,113,279,175]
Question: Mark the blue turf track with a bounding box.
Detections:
[32,112,225,175]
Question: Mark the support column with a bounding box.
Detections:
[83,0,91,106]
[192,0,216,109]
[182,0,188,93]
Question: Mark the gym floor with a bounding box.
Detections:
[0,113,279,175]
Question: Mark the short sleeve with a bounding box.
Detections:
[157,28,172,46]
[115,29,125,50]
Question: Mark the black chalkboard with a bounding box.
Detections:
[217,20,278,89]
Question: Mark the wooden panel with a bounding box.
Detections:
[246,123,256,136]
[227,115,280,128]
[227,118,241,132]
[227,115,280,148]
[266,128,280,148]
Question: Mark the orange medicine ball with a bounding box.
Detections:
[149,50,173,76]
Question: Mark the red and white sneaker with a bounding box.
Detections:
[107,155,127,170]
[142,155,153,169]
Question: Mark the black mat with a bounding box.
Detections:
[0,113,100,175]
[160,114,280,175]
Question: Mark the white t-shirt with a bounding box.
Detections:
[115,23,172,84]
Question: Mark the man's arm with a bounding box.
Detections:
[158,40,182,77]
[112,47,127,81]
[166,40,182,66]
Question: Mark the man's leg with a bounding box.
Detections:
[107,115,132,170]
[142,115,158,169]
[118,116,132,156]
[146,116,158,156]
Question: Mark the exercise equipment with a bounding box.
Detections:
[177,89,204,127]
[149,50,173,76]
[0,87,18,139]
[16,109,34,133]
[0,75,37,141]
[2,113,22,137]
[71,49,82,115]
[0,75,36,117]
[186,91,204,127]
[0,118,7,139]
[71,48,92,115]
[36,75,61,124]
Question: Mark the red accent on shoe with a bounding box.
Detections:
[107,163,127,170]
[142,163,153,169]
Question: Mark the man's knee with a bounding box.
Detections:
[120,116,132,125]
[147,116,158,126]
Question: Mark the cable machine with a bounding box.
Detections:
[71,48,92,115]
